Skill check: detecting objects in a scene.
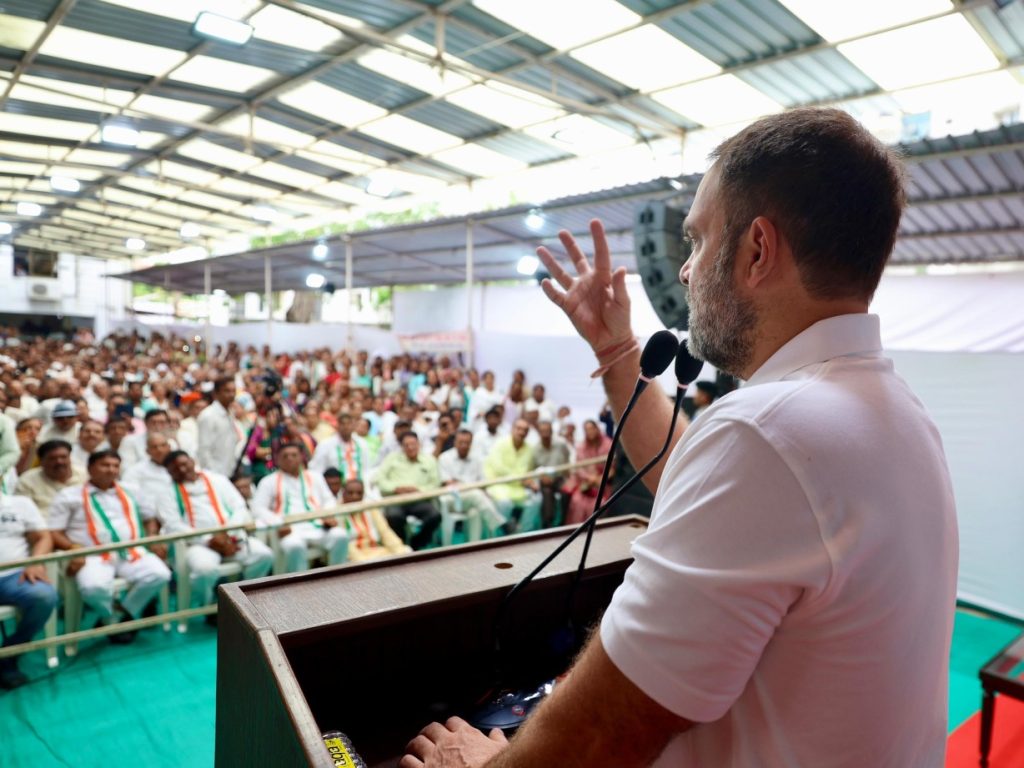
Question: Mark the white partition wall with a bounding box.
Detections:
[888,351,1024,619]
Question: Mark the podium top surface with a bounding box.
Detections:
[222,516,648,639]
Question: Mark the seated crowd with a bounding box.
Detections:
[0,330,622,690]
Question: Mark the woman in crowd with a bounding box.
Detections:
[564,419,614,526]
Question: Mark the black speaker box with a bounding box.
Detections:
[633,201,691,330]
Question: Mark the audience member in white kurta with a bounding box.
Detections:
[38,400,80,445]
[251,443,347,573]
[0,492,58,690]
[100,417,131,470]
[71,419,105,469]
[197,377,246,478]
[438,430,504,540]
[308,412,369,483]
[159,452,272,606]
[321,472,410,562]
[49,451,170,639]
[14,440,87,522]
[121,432,173,513]
[175,392,206,458]
[471,407,508,461]
[466,371,504,427]
[523,383,558,424]
[117,409,178,472]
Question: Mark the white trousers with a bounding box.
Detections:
[184,539,274,607]
[444,490,505,540]
[279,524,349,573]
[76,552,171,619]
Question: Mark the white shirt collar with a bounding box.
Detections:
[746,313,883,386]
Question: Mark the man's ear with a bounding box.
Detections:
[740,216,779,289]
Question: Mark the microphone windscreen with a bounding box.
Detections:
[675,343,704,385]
[639,330,680,379]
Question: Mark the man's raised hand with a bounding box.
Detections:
[536,219,632,352]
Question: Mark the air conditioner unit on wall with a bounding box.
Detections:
[26,277,61,302]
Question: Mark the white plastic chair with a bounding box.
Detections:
[60,570,170,656]
[0,562,59,668]
[439,494,469,547]
[268,532,330,574]
[172,544,242,633]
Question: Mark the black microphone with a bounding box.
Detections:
[490,331,678,662]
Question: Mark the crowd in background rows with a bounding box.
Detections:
[0,329,720,690]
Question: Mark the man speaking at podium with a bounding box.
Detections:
[402,108,958,767]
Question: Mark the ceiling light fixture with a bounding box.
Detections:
[366,178,394,198]
[101,124,141,147]
[16,202,42,217]
[50,175,81,193]
[193,11,254,45]
[180,222,201,238]
[125,237,146,251]
[517,255,540,276]
[251,205,277,222]
[0,222,12,235]
[305,273,326,289]
[525,210,545,231]
[313,241,329,260]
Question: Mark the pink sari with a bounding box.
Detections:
[565,435,613,525]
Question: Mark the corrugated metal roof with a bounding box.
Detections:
[970,3,1024,61]
[300,0,419,31]
[738,48,877,106]
[317,61,424,110]
[64,0,196,51]
[450,4,552,58]
[410,18,527,73]
[0,0,60,21]
[655,0,820,67]
[475,133,573,165]
[2,0,1023,266]
[403,100,505,140]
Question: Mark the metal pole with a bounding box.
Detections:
[203,262,211,360]
[465,219,474,368]
[264,253,272,349]
[345,235,354,353]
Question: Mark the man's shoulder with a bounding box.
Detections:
[16,467,44,485]
[8,494,41,517]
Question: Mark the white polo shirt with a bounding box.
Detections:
[0,494,46,577]
[601,314,958,767]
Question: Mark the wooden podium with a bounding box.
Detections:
[215,516,647,767]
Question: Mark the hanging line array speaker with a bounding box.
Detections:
[633,200,691,330]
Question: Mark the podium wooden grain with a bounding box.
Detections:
[215,516,647,768]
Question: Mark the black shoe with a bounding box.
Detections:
[204,612,218,628]
[107,607,138,644]
[109,628,138,645]
[0,666,28,690]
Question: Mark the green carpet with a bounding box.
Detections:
[1,607,1020,767]
[0,624,218,768]
[948,608,1023,730]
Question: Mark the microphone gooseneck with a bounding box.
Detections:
[562,342,703,635]
[490,331,679,668]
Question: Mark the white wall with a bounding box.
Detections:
[889,351,1024,619]
[393,279,665,337]
[0,244,127,336]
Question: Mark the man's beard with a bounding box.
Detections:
[685,236,758,377]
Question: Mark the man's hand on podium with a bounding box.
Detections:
[400,716,507,768]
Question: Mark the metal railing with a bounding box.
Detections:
[0,456,606,659]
